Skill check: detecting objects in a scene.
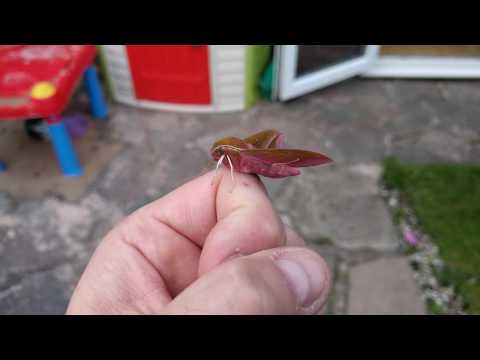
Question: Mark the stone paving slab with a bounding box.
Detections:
[0,193,13,216]
[0,262,78,315]
[347,256,427,315]
[273,164,399,252]
[308,244,338,315]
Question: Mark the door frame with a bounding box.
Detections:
[363,55,480,79]
[276,45,380,101]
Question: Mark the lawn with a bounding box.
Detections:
[383,157,480,314]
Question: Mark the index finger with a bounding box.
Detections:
[141,168,287,275]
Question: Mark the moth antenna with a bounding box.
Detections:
[216,154,226,172]
[226,154,236,191]
[211,154,225,186]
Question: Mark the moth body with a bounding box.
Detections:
[210,130,332,179]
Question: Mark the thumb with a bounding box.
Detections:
[160,247,331,315]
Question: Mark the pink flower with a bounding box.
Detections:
[402,225,419,246]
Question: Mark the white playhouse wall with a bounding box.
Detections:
[100,45,247,113]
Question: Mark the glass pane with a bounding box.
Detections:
[296,45,366,77]
[380,45,480,57]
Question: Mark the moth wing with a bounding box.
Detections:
[240,149,332,167]
[243,129,283,149]
[239,152,300,178]
[269,133,285,149]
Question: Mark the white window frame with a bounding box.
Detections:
[277,45,380,101]
[363,53,480,79]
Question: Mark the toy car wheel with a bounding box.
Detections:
[24,119,49,141]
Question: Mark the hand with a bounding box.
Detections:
[66,170,331,315]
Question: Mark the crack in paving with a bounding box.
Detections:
[0,256,78,295]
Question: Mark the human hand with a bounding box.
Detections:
[66,170,331,315]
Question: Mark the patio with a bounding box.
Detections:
[1,78,479,314]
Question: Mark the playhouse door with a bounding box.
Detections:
[274,45,380,101]
[126,45,212,105]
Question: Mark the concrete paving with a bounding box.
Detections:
[348,257,427,315]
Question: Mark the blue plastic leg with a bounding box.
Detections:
[46,119,83,177]
[0,160,6,174]
[83,65,109,119]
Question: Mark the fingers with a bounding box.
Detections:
[66,231,173,314]
[140,168,288,277]
[285,225,306,247]
[118,215,201,296]
[160,247,331,315]
[198,170,287,275]
[67,168,307,314]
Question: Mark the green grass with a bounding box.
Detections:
[392,207,407,225]
[427,299,446,315]
[383,157,480,314]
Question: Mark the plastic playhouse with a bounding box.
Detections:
[100,45,271,113]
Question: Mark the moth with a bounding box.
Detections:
[210,129,332,182]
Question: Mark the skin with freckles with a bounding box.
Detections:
[66,169,331,315]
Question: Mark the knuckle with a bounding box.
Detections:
[224,259,257,288]
[255,217,283,245]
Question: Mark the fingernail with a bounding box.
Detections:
[275,254,327,308]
